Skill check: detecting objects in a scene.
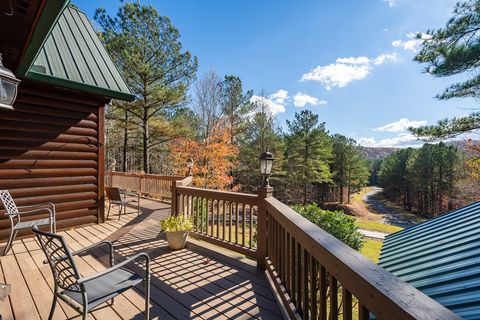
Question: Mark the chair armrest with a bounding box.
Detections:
[17,203,55,217]
[17,202,55,211]
[16,207,53,215]
[78,252,150,284]
[121,190,139,197]
[44,240,114,266]
[72,240,114,267]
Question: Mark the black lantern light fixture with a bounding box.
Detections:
[259,150,274,187]
[186,158,194,176]
[0,53,20,110]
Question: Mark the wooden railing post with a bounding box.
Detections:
[257,186,273,270]
[171,181,178,216]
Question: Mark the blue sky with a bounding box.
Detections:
[74,0,478,148]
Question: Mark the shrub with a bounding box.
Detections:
[293,203,364,251]
[160,215,194,232]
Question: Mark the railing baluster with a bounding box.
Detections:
[196,196,200,231]
[280,224,285,282]
[235,202,239,245]
[228,202,233,242]
[215,200,219,238]
[343,287,352,320]
[286,232,291,294]
[359,304,369,320]
[296,242,302,315]
[291,237,296,306]
[311,256,318,320]
[277,219,281,275]
[242,203,246,247]
[330,275,338,319]
[200,197,205,233]
[209,198,213,237]
[303,249,309,319]
[223,200,226,241]
[250,205,254,248]
[320,266,327,320]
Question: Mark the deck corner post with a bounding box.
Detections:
[257,186,273,270]
[171,181,178,216]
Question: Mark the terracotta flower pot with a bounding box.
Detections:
[165,231,189,250]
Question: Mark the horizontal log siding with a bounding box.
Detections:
[0,83,107,239]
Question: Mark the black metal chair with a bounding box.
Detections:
[0,189,56,255]
[33,226,150,320]
[105,187,140,221]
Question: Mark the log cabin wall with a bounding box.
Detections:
[0,81,107,240]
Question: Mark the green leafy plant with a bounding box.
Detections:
[293,203,364,251]
[160,215,194,232]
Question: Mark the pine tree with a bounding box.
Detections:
[411,0,480,139]
[285,110,333,204]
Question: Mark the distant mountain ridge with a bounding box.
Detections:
[359,140,475,160]
[359,146,399,160]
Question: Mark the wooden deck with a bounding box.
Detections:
[0,198,283,319]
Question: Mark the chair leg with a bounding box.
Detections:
[145,278,150,320]
[48,294,57,320]
[107,202,112,220]
[118,203,123,221]
[3,229,17,256]
[82,293,89,320]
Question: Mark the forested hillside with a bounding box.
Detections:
[378,142,480,216]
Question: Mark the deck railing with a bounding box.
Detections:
[108,172,188,200]
[173,185,258,257]
[171,184,459,320]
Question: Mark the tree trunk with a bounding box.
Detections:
[142,117,149,173]
[122,110,128,172]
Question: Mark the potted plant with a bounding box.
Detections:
[160,215,194,250]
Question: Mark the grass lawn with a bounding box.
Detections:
[350,186,372,204]
[355,219,404,234]
[361,238,383,263]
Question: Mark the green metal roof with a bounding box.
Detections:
[379,202,480,319]
[25,5,134,101]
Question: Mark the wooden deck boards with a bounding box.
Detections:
[0,197,282,319]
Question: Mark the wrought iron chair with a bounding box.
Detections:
[105,187,140,220]
[0,190,56,255]
[33,226,151,320]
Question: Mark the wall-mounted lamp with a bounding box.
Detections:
[0,53,20,110]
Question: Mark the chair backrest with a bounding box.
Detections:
[0,190,18,215]
[33,226,82,292]
[105,187,122,202]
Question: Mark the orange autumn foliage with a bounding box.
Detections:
[465,139,480,181]
[170,124,239,190]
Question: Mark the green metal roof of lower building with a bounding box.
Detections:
[25,5,134,101]
[379,201,480,319]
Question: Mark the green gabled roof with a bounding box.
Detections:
[379,201,480,319]
[25,5,134,101]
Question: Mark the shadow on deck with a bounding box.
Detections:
[0,197,282,319]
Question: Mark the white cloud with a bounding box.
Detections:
[293,93,326,107]
[392,32,432,52]
[270,89,289,104]
[250,89,289,115]
[300,53,397,90]
[357,133,421,148]
[336,57,370,65]
[373,53,397,65]
[383,0,396,7]
[374,118,427,132]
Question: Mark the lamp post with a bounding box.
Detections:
[186,158,194,176]
[0,53,20,110]
[259,150,274,187]
[257,150,274,270]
